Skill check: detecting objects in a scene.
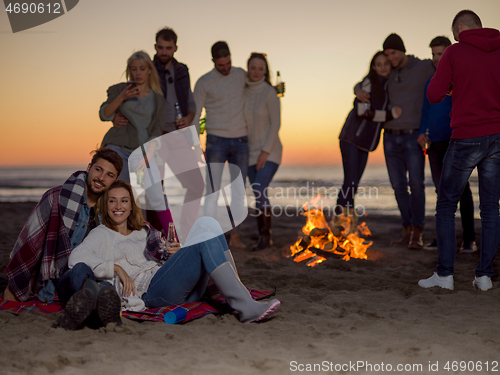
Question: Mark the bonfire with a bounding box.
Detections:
[290,196,372,267]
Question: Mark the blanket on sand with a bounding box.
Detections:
[0,288,273,323]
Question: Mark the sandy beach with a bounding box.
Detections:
[1,202,499,375]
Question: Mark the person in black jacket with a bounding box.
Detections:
[336,51,402,230]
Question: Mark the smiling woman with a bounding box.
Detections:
[105,187,134,233]
[67,179,281,324]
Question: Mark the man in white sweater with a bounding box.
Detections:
[192,41,248,247]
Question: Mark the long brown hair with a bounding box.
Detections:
[97,180,144,232]
[368,51,386,99]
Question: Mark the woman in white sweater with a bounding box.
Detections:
[68,180,280,324]
[244,53,282,251]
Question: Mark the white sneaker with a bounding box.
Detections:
[418,273,454,290]
[473,276,492,291]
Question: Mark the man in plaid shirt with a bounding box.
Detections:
[3,147,123,303]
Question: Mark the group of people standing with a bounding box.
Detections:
[3,27,284,329]
[101,29,282,252]
[337,10,500,292]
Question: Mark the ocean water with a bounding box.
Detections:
[0,164,480,218]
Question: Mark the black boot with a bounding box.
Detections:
[53,278,99,330]
[96,285,122,327]
[252,209,272,251]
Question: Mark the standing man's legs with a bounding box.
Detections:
[426,140,449,247]
[404,132,425,249]
[458,181,476,249]
[403,132,425,227]
[435,139,479,277]
[428,140,476,249]
[227,136,249,240]
[475,135,500,278]
[384,133,411,225]
[165,148,205,239]
[427,140,448,194]
[384,132,411,244]
[204,134,231,218]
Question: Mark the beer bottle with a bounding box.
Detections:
[199,116,206,135]
[136,170,144,186]
[166,222,178,247]
[423,129,430,155]
[175,102,183,129]
[276,71,285,97]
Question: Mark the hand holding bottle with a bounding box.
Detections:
[276,71,285,97]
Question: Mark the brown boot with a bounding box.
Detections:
[391,225,411,246]
[408,225,424,250]
[252,209,272,251]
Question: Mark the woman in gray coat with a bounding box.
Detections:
[99,51,172,232]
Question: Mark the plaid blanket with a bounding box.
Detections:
[0,288,273,323]
[5,171,87,301]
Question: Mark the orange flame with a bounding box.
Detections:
[290,196,371,266]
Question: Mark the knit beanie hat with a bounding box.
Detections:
[383,33,406,52]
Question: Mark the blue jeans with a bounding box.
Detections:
[436,134,500,277]
[56,263,96,304]
[141,217,229,308]
[248,161,279,210]
[383,131,425,227]
[204,134,249,228]
[427,140,475,242]
[337,140,369,208]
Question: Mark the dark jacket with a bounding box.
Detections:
[154,56,192,117]
[100,83,166,150]
[418,78,452,143]
[339,75,388,152]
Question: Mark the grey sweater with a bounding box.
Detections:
[99,83,166,150]
[384,56,435,130]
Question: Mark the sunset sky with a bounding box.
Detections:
[1,0,499,167]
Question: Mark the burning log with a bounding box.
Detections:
[298,235,311,248]
[323,241,335,251]
[294,249,316,262]
[306,255,326,267]
[290,195,372,266]
[309,228,329,237]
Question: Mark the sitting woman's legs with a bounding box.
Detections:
[142,217,281,323]
[141,217,228,308]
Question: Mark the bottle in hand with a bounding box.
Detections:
[276,71,285,97]
[166,222,178,247]
[423,129,430,155]
[175,102,183,129]
[161,222,178,260]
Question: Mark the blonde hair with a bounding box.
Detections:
[97,180,145,232]
[126,51,163,96]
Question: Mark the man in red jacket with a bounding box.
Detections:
[419,10,500,291]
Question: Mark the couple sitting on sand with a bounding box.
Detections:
[4,147,280,329]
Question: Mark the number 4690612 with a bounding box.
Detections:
[5,2,62,14]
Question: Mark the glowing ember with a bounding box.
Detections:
[290,196,372,266]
